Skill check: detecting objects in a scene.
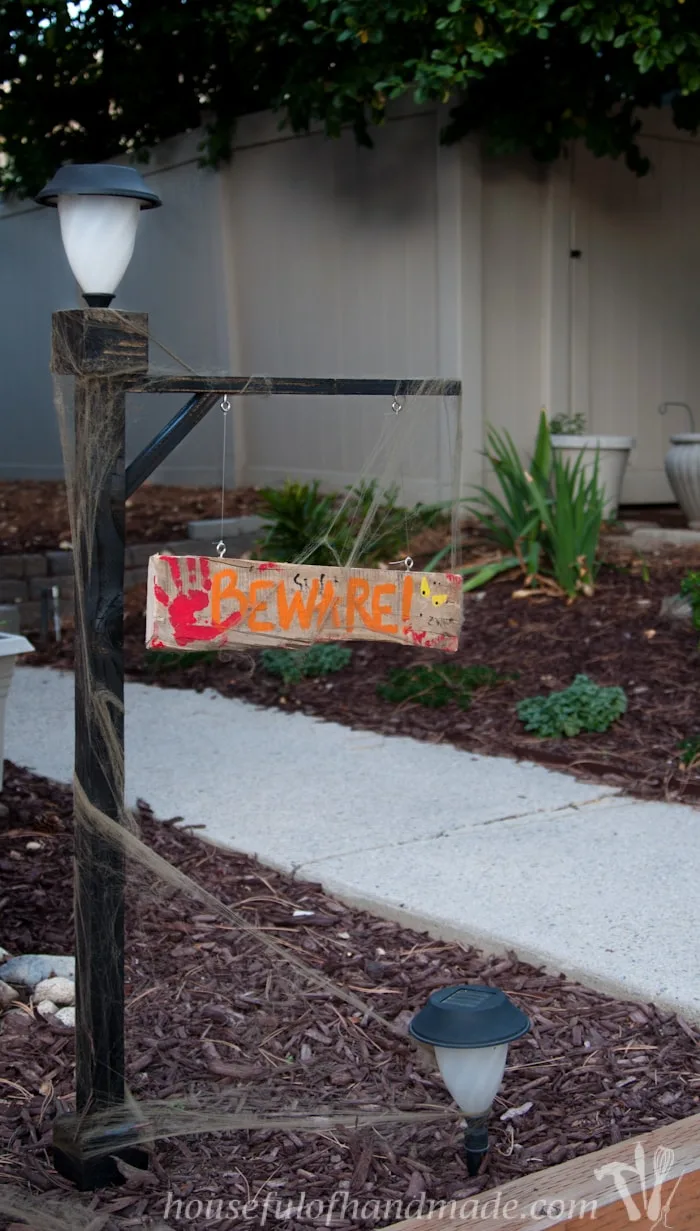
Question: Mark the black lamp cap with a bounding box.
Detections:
[408,984,530,1049]
[36,164,161,209]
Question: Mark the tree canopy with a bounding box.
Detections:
[1,0,700,198]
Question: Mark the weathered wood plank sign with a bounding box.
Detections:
[146,555,463,652]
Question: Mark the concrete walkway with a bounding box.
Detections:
[6,666,699,1021]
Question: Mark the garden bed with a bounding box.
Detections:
[1,763,699,1230]
[0,481,262,554]
[27,548,700,804]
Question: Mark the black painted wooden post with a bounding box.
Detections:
[50,310,150,1189]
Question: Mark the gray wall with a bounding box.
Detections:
[0,202,74,477]
[4,105,693,502]
[0,132,237,487]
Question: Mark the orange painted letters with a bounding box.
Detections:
[212,569,248,626]
[247,579,276,633]
[277,579,321,631]
[371,582,398,634]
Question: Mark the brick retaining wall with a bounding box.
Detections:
[0,516,265,634]
[0,539,212,632]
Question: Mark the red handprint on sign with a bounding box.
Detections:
[153,556,243,647]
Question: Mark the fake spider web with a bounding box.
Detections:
[1,312,466,1229]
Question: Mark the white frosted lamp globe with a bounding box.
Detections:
[36,164,161,306]
[57,195,140,301]
[434,1041,509,1117]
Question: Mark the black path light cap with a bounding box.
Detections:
[36,164,161,209]
[409,984,530,1049]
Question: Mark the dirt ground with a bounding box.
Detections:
[0,481,262,553]
[1,763,698,1230]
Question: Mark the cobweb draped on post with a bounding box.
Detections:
[33,312,466,1199]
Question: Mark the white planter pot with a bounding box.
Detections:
[550,435,635,519]
[0,632,34,790]
[664,435,700,528]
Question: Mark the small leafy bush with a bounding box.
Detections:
[678,735,700,771]
[145,649,219,674]
[260,643,352,685]
[377,663,507,710]
[256,478,446,568]
[680,571,700,634]
[517,674,627,738]
[256,481,341,566]
[549,412,587,435]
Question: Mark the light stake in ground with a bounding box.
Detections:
[409,984,530,1175]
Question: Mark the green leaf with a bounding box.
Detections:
[517,674,626,738]
[462,556,520,589]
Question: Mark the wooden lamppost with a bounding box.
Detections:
[36,165,160,1189]
[37,163,462,1191]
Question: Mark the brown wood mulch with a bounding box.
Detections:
[0,481,262,554]
[27,546,700,806]
[1,764,699,1230]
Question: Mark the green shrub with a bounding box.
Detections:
[549,412,587,435]
[256,481,342,566]
[678,734,700,771]
[680,571,700,634]
[145,649,219,674]
[260,643,352,685]
[517,674,627,738]
[377,663,507,710]
[461,411,605,599]
[256,478,446,568]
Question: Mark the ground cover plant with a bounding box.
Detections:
[377,663,507,710]
[261,644,353,685]
[517,674,627,739]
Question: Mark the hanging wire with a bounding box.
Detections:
[215,395,231,558]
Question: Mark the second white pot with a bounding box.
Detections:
[0,632,34,790]
[664,434,700,528]
[550,435,635,519]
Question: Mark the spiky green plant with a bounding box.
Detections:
[525,450,605,598]
[463,410,552,586]
[437,410,605,599]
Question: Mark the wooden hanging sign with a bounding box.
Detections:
[146,555,463,653]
